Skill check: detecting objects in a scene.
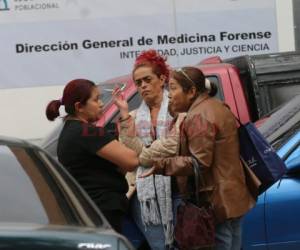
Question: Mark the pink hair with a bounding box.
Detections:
[133,49,170,82]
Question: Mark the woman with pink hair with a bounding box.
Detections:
[117,50,174,249]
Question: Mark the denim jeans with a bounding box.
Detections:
[215,217,242,250]
[130,194,166,250]
[172,196,182,225]
[121,214,145,249]
[171,195,183,250]
[123,194,182,250]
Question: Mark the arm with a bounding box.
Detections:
[139,136,178,167]
[118,114,144,155]
[97,139,139,172]
[141,114,216,177]
[120,113,185,167]
[112,88,145,155]
[81,124,139,173]
[112,89,186,169]
[119,116,178,166]
[138,113,185,166]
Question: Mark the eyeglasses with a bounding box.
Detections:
[175,68,196,86]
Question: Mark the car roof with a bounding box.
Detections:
[0,135,37,149]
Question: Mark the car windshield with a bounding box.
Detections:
[258,95,300,149]
[272,122,300,150]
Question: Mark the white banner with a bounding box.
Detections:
[0,0,278,88]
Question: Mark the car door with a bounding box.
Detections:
[264,132,300,250]
[242,193,268,250]
[0,142,103,226]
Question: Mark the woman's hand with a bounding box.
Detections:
[138,166,155,178]
[138,163,164,178]
[112,87,129,119]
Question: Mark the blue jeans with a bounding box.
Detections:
[121,214,145,249]
[215,217,242,250]
[171,194,183,226]
[125,194,182,250]
[131,194,165,250]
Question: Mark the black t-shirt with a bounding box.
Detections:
[57,120,129,212]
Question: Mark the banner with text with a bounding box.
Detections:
[0,0,278,88]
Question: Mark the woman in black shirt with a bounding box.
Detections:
[46,79,139,232]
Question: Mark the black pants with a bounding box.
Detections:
[102,210,124,233]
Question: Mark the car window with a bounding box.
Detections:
[98,82,126,107]
[0,145,100,226]
[127,91,143,111]
[38,151,104,227]
[109,91,142,124]
[206,75,224,101]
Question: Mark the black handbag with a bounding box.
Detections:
[174,156,215,250]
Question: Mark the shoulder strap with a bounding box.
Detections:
[190,154,210,207]
[223,102,243,126]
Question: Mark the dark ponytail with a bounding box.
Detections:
[45,79,96,122]
[46,100,61,121]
